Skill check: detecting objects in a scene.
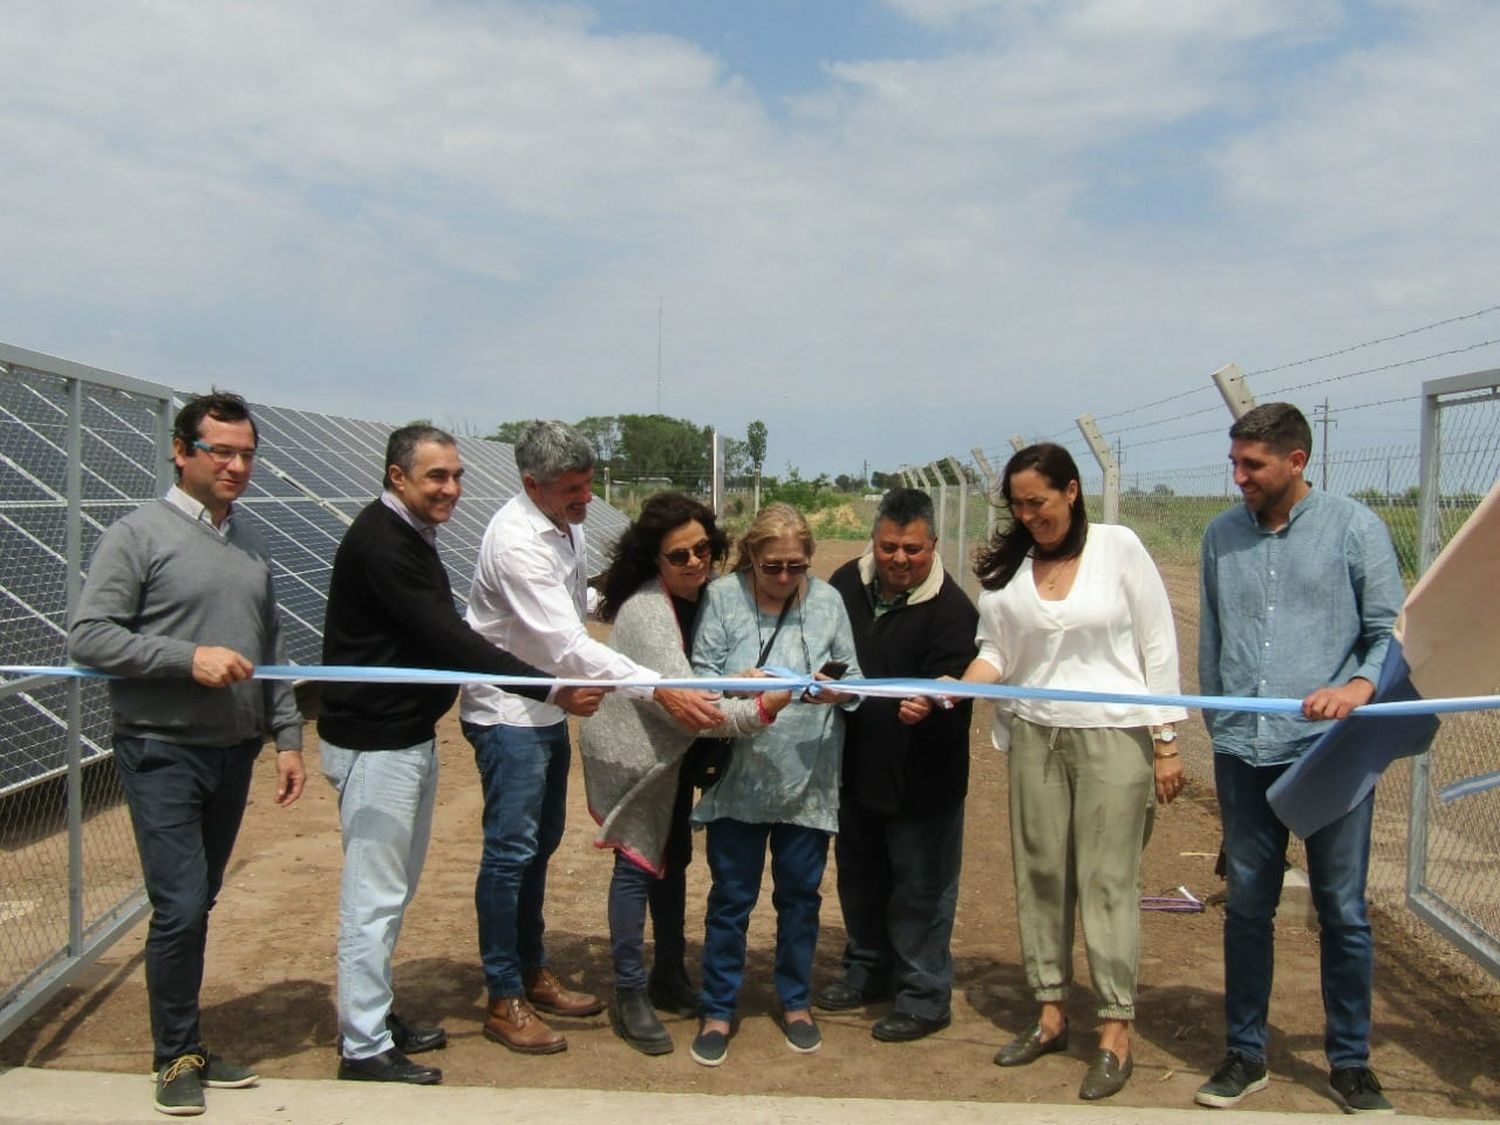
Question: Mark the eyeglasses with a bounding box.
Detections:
[661,539,713,568]
[756,560,809,576]
[191,441,257,466]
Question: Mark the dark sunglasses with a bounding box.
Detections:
[756,560,809,576]
[661,539,713,568]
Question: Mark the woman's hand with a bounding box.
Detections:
[801,671,855,705]
[1154,753,1186,804]
[760,688,793,717]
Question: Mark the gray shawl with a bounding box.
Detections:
[579,578,765,874]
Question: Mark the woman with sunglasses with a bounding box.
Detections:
[685,502,860,1067]
[581,492,792,1057]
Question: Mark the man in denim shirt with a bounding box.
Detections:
[1196,403,1404,1115]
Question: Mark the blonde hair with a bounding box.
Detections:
[731,502,815,572]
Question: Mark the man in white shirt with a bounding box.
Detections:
[461,421,724,1054]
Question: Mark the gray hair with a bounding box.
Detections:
[874,487,935,536]
[514,420,596,483]
[384,424,456,489]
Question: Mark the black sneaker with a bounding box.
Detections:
[153,1054,206,1116]
[1330,1066,1395,1114]
[1195,1052,1269,1108]
[152,1051,258,1089]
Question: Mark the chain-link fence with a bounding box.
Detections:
[931,372,1499,977]
[0,345,171,1041]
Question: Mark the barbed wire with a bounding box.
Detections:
[1263,338,1500,398]
[1247,304,1500,377]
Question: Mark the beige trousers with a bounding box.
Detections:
[1007,717,1154,1020]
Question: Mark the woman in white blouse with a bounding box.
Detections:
[958,443,1187,1102]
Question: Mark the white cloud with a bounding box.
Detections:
[2,0,1497,476]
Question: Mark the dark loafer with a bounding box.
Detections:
[338,1047,442,1085]
[1079,1048,1133,1101]
[994,1022,1069,1067]
[872,1011,951,1042]
[813,979,891,1012]
[387,1012,447,1055]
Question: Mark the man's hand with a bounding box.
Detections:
[275,750,306,807]
[191,645,254,687]
[655,686,725,731]
[556,685,610,717]
[1302,677,1376,721]
[897,696,934,725]
[1155,754,1186,804]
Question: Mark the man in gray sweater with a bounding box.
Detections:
[69,391,305,1118]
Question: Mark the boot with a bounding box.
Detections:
[647,962,700,1017]
[524,967,604,1017]
[611,987,673,1056]
[483,996,566,1054]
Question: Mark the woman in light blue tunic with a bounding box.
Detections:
[686,503,860,1067]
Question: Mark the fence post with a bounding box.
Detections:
[930,462,949,564]
[1076,414,1120,524]
[65,377,84,954]
[1009,434,1026,452]
[972,448,999,550]
[1212,362,1257,420]
[947,456,968,579]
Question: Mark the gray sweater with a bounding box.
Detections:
[579,579,766,873]
[68,499,303,750]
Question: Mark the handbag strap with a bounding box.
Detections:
[755,591,797,668]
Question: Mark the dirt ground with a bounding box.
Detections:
[4,539,1500,1117]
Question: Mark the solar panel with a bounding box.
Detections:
[1,359,634,795]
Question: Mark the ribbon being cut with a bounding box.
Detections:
[6,482,1498,833]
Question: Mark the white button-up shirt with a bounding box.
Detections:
[460,489,656,727]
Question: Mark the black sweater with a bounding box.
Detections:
[829,558,978,818]
[317,500,550,750]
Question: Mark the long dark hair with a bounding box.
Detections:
[597,491,729,621]
[974,442,1088,591]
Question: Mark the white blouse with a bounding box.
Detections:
[975,523,1188,749]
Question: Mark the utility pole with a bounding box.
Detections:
[656,297,663,414]
[1313,398,1337,491]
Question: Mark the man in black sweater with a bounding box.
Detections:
[318,425,602,1085]
[820,488,978,1042]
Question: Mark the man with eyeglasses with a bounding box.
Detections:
[70,391,306,1117]
[317,424,606,1086]
[821,488,978,1042]
[460,421,725,1055]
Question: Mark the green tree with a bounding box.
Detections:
[487,419,538,445]
[746,420,768,510]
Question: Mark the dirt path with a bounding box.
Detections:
[4,540,1498,1117]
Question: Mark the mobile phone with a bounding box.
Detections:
[818,660,849,679]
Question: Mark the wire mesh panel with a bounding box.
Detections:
[1409,375,1500,975]
[0,349,166,1039]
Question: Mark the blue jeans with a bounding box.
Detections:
[113,735,258,1069]
[701,819,829,1021]
[321,739,439,1060]
[1215,752,1375,1069]
[464,720,570,999]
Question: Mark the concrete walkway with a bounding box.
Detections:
[0,1066,1463,1125]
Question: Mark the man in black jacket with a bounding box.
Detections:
[318,425,602,1085]
[819,488,978,1041]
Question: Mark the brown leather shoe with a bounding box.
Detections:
[524,967,604,1017]
[483,996,566,1054]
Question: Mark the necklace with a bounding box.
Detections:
[1036,554,1078,592]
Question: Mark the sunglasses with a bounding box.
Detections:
[756,560,809,576]
[662,539,713,568]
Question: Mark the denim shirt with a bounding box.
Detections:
[1198,489,1404,765]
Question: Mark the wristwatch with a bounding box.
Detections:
[1153,727,1177,743]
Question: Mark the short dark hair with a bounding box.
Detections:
[1229,402,1312,458]
[597,491,729,622]
[974,442,1088,590]
[515,421,595,484]
[874,488,935,535]
[172,391,257,480]
[384,424,457,489]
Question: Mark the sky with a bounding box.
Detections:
[3,0,1498,481]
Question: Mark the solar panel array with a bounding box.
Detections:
[1,364,630,793]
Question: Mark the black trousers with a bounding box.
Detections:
[834,796,965,1021]
[643,744,705,970]
[114,735,259,1068]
